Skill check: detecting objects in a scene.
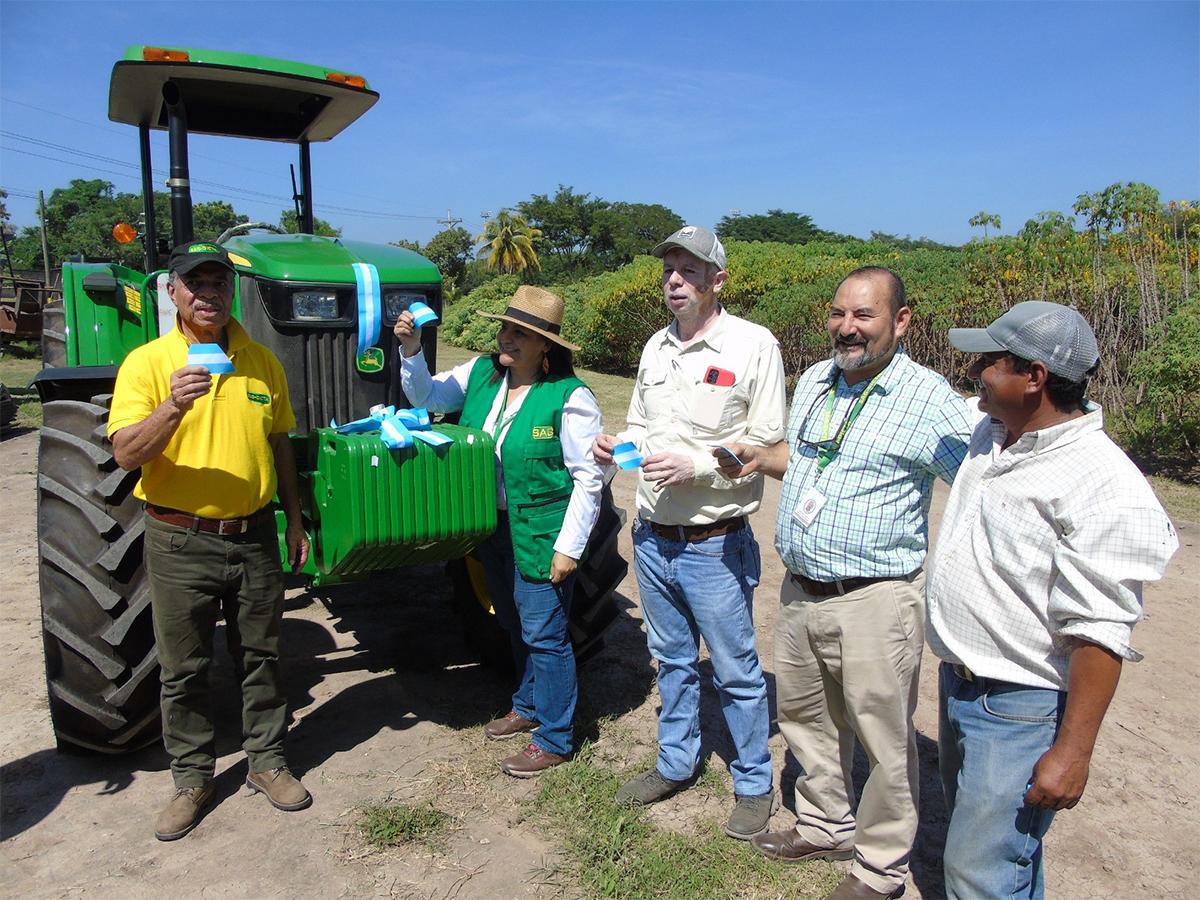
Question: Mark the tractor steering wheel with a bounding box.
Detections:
[216,222,287,244]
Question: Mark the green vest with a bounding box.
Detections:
[460,356,589,580]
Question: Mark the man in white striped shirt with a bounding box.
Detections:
[928,301,1178,900]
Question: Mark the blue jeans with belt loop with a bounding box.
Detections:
[632,518,772,797]
[939,662,1066,900]
[473,522,577,757]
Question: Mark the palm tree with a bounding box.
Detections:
[476,210,542,274]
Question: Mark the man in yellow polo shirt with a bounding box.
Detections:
[108,242,311,841]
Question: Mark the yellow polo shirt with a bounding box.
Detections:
[108,318,296,519]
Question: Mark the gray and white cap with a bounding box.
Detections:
[651,225,727,270]
[949,300,1100,382]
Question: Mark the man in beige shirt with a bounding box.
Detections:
[593,225,787,839]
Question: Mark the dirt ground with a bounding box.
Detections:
[1,422,1196,899]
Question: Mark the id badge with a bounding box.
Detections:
[792,487,827,528]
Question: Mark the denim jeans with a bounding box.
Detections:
[939,662,1066,900]
[474,524,577,757]
[632,518,771,796]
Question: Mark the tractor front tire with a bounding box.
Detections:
[37,394,160,753]
[447,484,627,672]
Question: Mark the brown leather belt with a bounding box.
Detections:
[147,504,270,537]
[646,516,746,543]
[789,570,917,598]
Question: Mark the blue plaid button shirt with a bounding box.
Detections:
[774,349,973,582]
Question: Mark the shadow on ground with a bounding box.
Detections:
[3,564,654,841]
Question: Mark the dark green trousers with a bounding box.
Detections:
[144,512,288,787]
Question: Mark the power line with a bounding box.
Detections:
[1,139,447,223]
[0,95,449,213]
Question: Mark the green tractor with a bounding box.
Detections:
[32,46,626,754]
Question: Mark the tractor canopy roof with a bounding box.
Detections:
[108,45,378,142]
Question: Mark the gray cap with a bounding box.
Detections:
[651,225,727,270]
[949,300,1099,382]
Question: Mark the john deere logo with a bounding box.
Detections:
[187,242,221,254]
[356,347,385,373]
[531,425,555,440]
[247,391,270,405]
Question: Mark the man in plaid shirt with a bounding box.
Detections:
[717,267,973,900]
[928,302,1178,899]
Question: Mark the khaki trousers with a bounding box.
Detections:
[774,572,924,894]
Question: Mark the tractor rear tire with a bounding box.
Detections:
[37,394,160,753]
[447,483,627,672]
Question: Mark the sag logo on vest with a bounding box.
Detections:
[531,425,555,440]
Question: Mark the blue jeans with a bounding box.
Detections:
[632,518,771,796]
[939,663,1066,900]
[474,524,577,757]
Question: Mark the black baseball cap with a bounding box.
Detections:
[168,241,236,276]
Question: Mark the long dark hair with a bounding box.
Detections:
[489,341,576,383]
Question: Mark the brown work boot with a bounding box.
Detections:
[500,742,566,777]
[484,710,538,741]
[246,766,312,811]
[154,782,215,841]
[750,828,854,862]
[826,873,905,899]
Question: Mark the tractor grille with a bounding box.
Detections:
[300,328,363,431]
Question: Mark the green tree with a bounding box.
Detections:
[279,208,341,237]
[389,239,421,252]
[590,202,684,265]
[476,209,542,275]
[715,209,830,244]
[192,201,247,241]
[968,211,1002,239]
[518,185,605,278]
[421,226,474,284]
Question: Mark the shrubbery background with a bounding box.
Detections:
[442,201,1200,476]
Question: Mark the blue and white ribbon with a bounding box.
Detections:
[330,405,454,451]
[352,262,382,357]
[408,300,439,328]
[612,441,643,470]
[187,343,235,374]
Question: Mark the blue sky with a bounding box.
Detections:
[1,1,1197,247]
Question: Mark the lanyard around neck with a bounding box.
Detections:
[815,370,885,471]
[491,379,525,441]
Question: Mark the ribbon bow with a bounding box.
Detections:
[330,405,454,450]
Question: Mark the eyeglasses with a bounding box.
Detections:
[793,382,850,455]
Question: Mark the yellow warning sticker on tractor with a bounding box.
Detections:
[123,283,142,315]
[226,252,252,268]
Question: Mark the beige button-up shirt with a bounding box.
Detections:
[617,308,787,526]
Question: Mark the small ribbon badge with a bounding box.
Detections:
[612,441,643,470]
[187,343,235,374]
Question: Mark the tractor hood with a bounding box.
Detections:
[221,233,440,285]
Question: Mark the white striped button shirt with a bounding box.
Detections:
[927,406,1179,691]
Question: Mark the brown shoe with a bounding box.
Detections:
[484,710,538,741]
[750,828,854,863]
[500,742,565,778]
[246,766,312,811]
[826,874,904,899]
[154,783,215,841]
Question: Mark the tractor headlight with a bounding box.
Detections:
[384,291,427,321]
[291,290,339,321]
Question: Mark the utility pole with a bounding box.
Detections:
[38,190,51,284]
[437,209,463,229]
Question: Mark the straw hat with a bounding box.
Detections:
[478,285,581,351]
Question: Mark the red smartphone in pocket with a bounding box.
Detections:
[703,365,736,387]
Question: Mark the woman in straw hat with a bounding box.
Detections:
[395,285,603,777]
